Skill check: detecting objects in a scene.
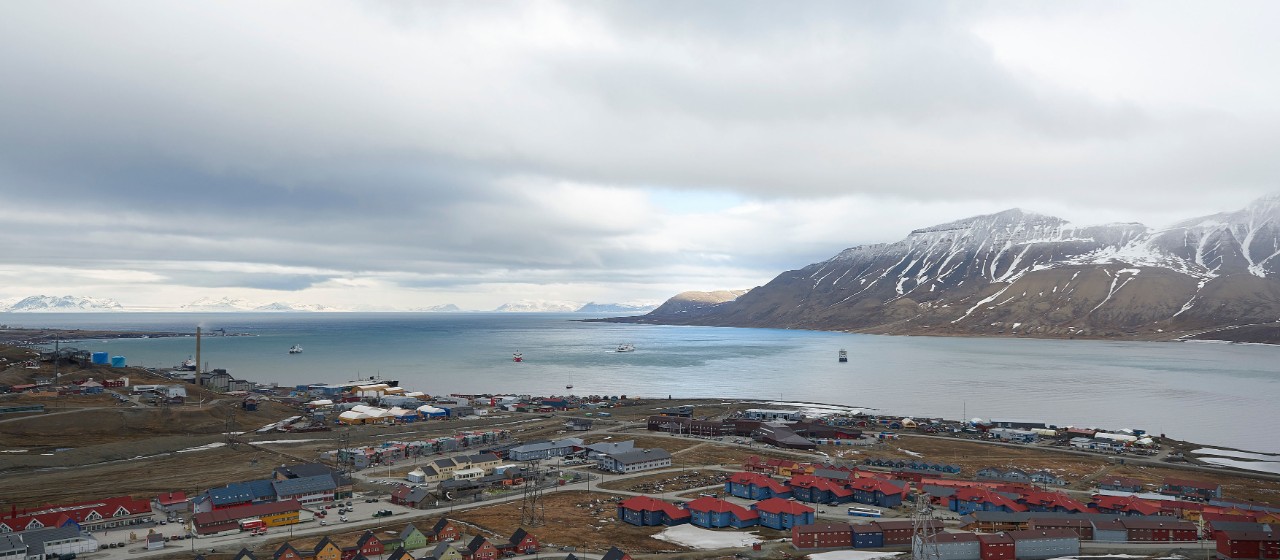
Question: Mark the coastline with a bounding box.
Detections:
[587,315,1280,345]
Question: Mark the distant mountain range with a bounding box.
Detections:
[0,295,658,314]
[0,295,125,313]
[614,194,1280,342]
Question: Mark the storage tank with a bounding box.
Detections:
[110,356,127,367]
[92,352,110,364]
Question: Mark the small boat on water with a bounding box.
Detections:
[177,357,197,370]
[616,343,636,353]
[838,349,848,362]
[289,345,303,354]
[513,351,523,362]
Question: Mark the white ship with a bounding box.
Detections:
[616,343,636,353]
[289,345,303,354]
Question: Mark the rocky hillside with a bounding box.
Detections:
[616,195,1280,341]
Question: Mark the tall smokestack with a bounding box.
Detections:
[195,327,202,388]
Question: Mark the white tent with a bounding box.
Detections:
[339,410,372,424]
[406,468,427,483]
[417,405,447,418]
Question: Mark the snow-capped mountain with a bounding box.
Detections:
[180,297,257,311]
[179,297,341,312]
[493,300,582,313]
[409,304,463,312]
[253,302,340,312]
[1,295,125,312]
[575,302,660,313]
[626,195,1280,340]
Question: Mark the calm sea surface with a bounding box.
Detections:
[13,312,1280,454]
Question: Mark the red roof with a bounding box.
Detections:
[1019,491,1089,513]
[616,496,689,520]
[156,492,188,506]
[193,499,302,527]
[685,497,758,520]
[788,475,853,497]
[851,478,907,496]
[728,472,790,493]
[0,496,151,531]
[753,497,813,516]
[1090,494,1161,516]
[952,487,1028,512]
[1163,478,1220,491]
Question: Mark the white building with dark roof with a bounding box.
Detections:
[600,448,672,473]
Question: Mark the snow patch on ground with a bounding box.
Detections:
[898,448,923,458]
[254,439,325,445]
[176,442,227,453]
[1197,457,1280,475]
[652,525,761,549]
[763,401,867,415]
[1192,448,1280,460]
[810,551,904,560]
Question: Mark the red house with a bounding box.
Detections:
[791,523,853,550]
[873,520,943,545]
[341,531,384,560]
[977,532,1015,560]
[465,536,498,560]
[1216,530,1280,560]
[1029,517,1094,541]
[426,518,461,542]
[0,495,153,532]
[1117,517,1198,542]
[508,528,539,554]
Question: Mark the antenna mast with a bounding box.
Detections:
[912,492,941,560]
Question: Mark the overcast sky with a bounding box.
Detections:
[2,1,1278,310]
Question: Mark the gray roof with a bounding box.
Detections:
[430,542,455,559]
[0,534,25,555]
[607,448,671,465]
[586,441,635,455]
[813,468,850,481]
[272,473,337,497]
[922,485,957,499]
[18,525,91,555]
[462,452,500,464]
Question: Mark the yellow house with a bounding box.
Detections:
[313,537,342,560]
[262,510,300,527]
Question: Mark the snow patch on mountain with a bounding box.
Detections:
[492,300,582,313]
[2,295,124,312]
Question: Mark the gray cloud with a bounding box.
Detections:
[0,1,1277,307]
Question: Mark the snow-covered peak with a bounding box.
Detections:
[180,297,257,311]
[492,300,582,312]
[3,295,124,312]
[253,302,340,312]
[911,208,1066,236]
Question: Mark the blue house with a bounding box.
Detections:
[686,497,758,529]
[851,524,885,548]
[616,496,690,526]
[725,472,791,500]
[752,498,814,530]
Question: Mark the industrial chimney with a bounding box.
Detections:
[195,327,202,387]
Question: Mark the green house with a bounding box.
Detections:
[399,524,428,550]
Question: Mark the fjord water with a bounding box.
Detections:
[18,312,1280,454]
